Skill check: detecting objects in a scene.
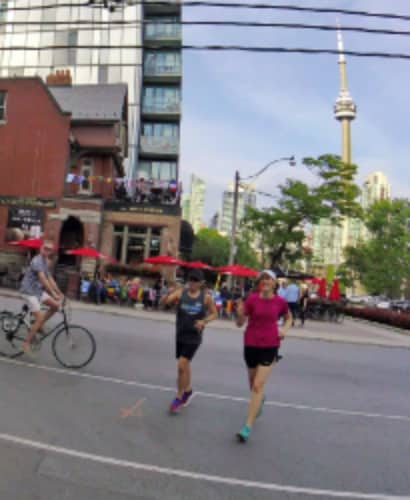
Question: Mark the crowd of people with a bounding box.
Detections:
[78,272,313,326]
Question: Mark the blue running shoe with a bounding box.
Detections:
[181,390,193,407]
[236,425,251,443]
[256,395,266,419]
[169,397,183,414]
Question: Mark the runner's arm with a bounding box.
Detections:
[235,298,247,327]
[279,309,292,339]
[194,294,218,331]
[160,288,182,306]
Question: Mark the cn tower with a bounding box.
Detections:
[334,28,357,164]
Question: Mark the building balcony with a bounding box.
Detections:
[144,62,182,83]
[140,135,179,157]
[144,0,181,15]
[142,97,181,119]
[144,24,182,45]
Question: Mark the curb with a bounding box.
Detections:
[1,289,410,350]
[345,315,410,337]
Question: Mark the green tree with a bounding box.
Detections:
[241,154,362,268]
[344,199,410,298]
[191,228,229,267]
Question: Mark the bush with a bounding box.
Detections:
[344,306,410,330]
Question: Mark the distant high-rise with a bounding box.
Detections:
[181,194,191,222]
[187,175,205,233]
[362,171,391,209]
[219,182,256,236]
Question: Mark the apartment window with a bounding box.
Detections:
[98,65,108,84]
[144,51,181,72]
[54,29,77,66]
[145,16,181,38]
[79,159,93,194]
[142,122,179,137]
[143,86,180,111]
[0,91,7,122]
[138,161,177,181]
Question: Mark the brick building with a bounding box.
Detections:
[0,72,181,292]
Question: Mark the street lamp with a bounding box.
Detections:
[228,156,295,267]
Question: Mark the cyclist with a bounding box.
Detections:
[19,241,63,354]
[161,268,217,413]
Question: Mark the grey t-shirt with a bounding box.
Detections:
[20,255,49,298]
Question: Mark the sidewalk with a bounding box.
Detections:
[1,287,410,349]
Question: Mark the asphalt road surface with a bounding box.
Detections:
[0,296,409,500]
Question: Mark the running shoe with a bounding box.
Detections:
[236,425,251,443]
[22,344,37,358]
[181,389,193,407]
[169,397,183,414]
[256,395,266,419]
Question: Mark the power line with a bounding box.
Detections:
[3,0,410,24]
[5,19,410,38]
[3,45,410,61]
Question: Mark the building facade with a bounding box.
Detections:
[0,0,182,185]
[219,182,256,236]
[186,174,205,234]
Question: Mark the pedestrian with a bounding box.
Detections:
[285,280,300,326]
[161,269,218,414]
[235,269,292,443]
[277,279,288,299]
[299,287,310,327]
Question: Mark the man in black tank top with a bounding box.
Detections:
[161,269,217,414]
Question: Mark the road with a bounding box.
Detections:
[0,296,409,499]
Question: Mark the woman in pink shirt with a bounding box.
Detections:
[235,269,293,442]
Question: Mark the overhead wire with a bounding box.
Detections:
[3,0,410,24]
[5,19,410,38]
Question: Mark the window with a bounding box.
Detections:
[113,225,163,264]
[98,65,108,84]
[143,86,180,111]
[145,16,181,38]
[79,159,93,194]
[144,51,181,73]
[0,91,7,122]
[142,122,179,137]
[138,161,177,181]
[54,30,77,66]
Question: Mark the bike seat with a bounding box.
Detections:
[21,304,29,313]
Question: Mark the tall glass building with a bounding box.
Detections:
[0,0,182,183]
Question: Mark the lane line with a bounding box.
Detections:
[0,432,408,499]
[1,356,410,423]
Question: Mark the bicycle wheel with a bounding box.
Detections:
[52,325,96,369]
[0,314,27,358]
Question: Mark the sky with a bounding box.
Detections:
[179,0,410,223]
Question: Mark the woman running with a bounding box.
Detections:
[235,269,292,443]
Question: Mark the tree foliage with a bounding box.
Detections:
[191,227,259,268]
[241,154,362,267]
[344,199,410,298]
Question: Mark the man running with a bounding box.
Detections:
[19,241,63,354]
[161,268,217,413]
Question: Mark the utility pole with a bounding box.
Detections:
[228,170,240,267]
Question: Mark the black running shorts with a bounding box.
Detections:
[176,341,200,361]
[244,346,281,369]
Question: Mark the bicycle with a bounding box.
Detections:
[0,298,96,369]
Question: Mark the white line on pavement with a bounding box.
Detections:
[0,432,408,499]
[1,356,410,423]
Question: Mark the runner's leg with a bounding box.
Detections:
[245,363,275,428]
[247,368,257,391]
[177,356,191,398]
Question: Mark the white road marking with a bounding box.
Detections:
[0,432,408,499]
[1,356,410,423]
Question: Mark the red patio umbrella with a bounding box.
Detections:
[317,278,327,298]
[328,278,341,301]
[216,264,259,278]
[143,255,184,266]
[8,238,44,249]
[65,247,115,261]
[182,260,213,270]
